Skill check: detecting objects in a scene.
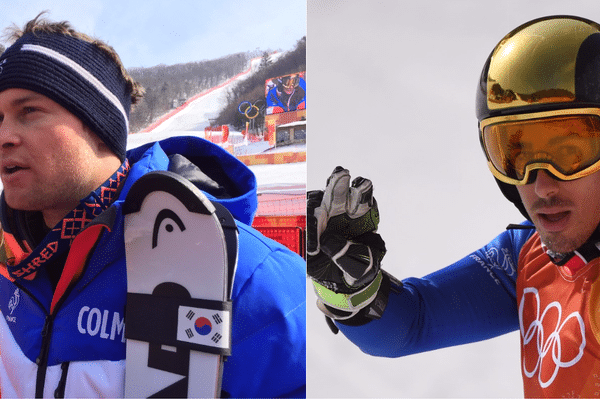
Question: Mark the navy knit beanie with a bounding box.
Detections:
[0,32,131,160]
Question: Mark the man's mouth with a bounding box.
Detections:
[2,164,30,179]
[539,211,570,223]
[4,165,25,174]
[536,210,572,233]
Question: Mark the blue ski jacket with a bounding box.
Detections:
[336,225,533,355]
[0,136,306,398]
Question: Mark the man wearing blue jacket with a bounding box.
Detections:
[0,13,305,398]
[308,15,600,398]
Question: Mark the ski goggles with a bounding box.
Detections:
[480,108,600,185]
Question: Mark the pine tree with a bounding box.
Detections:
[259,52,272,70]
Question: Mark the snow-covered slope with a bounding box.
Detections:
[127,53,306,191]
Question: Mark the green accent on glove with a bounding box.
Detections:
[312,270,383,311]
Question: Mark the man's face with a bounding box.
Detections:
[0,88,112,225]
[517,169,600,254]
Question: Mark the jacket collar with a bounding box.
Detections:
[125,137,257,226]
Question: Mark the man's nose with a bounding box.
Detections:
[533,170,560,199]
[0,118,20,149]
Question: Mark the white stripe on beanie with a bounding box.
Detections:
[21,43,129,133]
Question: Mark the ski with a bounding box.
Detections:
[123,170,238,398]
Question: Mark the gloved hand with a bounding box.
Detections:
[307,166,390,324]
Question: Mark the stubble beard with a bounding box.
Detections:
[4,174,89,224]
[539,225,596,260]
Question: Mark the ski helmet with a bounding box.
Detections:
[476,15,600,220]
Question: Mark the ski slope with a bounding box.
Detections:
[127,54,306,193]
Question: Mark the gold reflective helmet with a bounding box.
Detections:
[476,15,600,219]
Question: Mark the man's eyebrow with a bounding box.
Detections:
[10,94,45,107]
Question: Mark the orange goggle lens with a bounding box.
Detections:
[481,111,600,185]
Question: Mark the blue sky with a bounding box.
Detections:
[0,1,306,68]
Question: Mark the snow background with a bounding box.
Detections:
[307,1,600,398]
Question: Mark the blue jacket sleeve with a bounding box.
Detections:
[337,225,535,357]
[221,223,306,398]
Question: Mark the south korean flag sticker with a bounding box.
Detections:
[177,306,231,350]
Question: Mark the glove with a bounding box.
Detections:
[307,166,390,324]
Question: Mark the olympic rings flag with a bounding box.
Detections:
[238,99,265,120]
